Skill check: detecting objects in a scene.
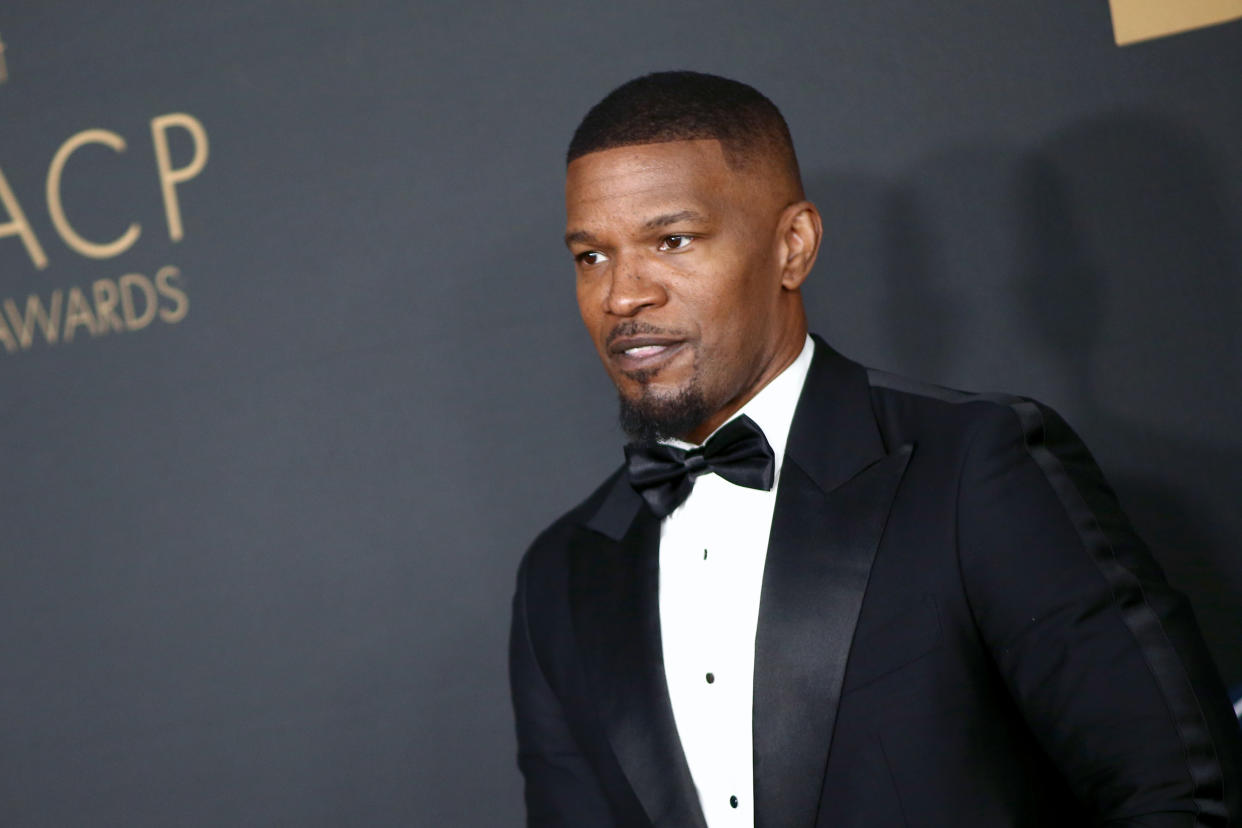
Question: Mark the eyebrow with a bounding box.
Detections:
[642,210,708,230]
[564,210,710,248]
[564,229,601,247]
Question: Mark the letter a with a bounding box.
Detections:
[0,166,49,269]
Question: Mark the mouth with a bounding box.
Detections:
[608,336,688,375]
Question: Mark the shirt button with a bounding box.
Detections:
[730,795,739,808]
[705,672,715,684]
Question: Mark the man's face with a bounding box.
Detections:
[565,139,807,443]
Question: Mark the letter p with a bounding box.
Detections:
[151,113,208,242]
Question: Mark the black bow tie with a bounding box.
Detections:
[624,414,776,519]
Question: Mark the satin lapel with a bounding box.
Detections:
[572,482,708,828]
[752,336,914,828]
[752,447,912,828]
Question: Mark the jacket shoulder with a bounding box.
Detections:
[862,367,1064,453]
[520,465,627,576]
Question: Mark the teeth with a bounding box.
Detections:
[625,345,667,357]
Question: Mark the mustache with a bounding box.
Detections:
[605,321,686,348]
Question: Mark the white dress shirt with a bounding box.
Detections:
[658,334,815,827]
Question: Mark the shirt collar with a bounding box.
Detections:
[663,334,815,476]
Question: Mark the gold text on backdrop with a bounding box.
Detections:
[0,112,207,354]
[0,113,209,268]
[0,267,188,353]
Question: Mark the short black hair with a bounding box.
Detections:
[567,70,801,184]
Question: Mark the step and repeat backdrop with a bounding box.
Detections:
[1,1,1239,825]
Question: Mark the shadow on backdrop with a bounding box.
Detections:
[803,112,1241,684]
[1021,113,1242,682]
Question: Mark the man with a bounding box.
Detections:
[509,71,1242,827]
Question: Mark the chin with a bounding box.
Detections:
[617,376,711,443]
[626,379,689,403]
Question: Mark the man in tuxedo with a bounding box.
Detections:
[509,71,1242,827]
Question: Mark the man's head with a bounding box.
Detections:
[565,71,822,443]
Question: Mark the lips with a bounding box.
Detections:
[608,335,687,374]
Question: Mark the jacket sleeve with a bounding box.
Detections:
[510,550,619,827]
[956,401,1242,826]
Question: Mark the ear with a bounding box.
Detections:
[777,201,822,290]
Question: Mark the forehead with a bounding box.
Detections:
[565,139,743,231]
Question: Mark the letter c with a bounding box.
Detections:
[46,129,141,259]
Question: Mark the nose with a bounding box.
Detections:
[603,256,667,317]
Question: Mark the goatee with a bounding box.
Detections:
[618,382,711,443]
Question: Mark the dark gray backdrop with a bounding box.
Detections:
[0,1,1238,824]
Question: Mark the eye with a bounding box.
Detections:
[576,250,608,266]
[658,234,693,251]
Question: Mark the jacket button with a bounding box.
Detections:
[730,795,738,808]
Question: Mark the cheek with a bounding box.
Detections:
[575,281,601,331]
[575,288,616,367]
[688,276,759,334]
[689,276,775,366]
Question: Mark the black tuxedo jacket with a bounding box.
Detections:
[510,336,1242,827]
